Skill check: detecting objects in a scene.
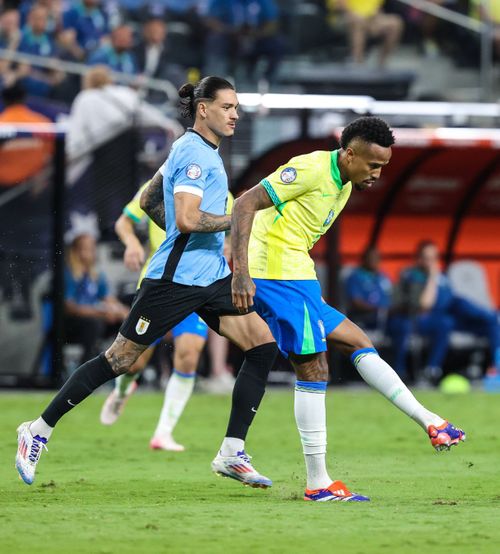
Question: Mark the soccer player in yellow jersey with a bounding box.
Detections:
[230,116,465,502]
[99,181,210,451]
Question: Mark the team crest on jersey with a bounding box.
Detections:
[323,210,334,227]
[135,316,151,335]
[186,163,202,180]
[280,167,297,184]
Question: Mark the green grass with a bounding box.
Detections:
[1,388,499,554]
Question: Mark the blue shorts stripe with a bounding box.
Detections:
[351,347,378,366]
[295,380,328,393]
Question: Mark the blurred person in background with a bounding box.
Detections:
[345,245,392,332]
[204,0,285,85]
[16,4,65,97]
[390,240,500,383]
[62,0,110,55]
[18,0,63,36]
[99,181,209,452]
[133,15,186,99]
[65,65,182,234]
[88,24,138,75]
[64,224,129,362]
[329,0,403,67]
[0,8,21,50]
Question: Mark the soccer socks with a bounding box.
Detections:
[221,342,278,455]
[153,369,195,438]
[115,372,139,399]
[352,348,445,430]
[40,353,117,428]
[294,381,332,490]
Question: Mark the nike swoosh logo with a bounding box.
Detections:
[67,399,76,407]
[251,407,257,413]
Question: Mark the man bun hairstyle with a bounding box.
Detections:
[340,116,395,149]
[178,76,235,119]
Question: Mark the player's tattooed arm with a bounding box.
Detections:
[231,184,273,313]
[140,171,165,230]
[174,192,231,233]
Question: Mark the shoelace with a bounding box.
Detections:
[237,452,252,464]
[28,438,48,463]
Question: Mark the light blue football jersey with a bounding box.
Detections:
[145,129,230,286]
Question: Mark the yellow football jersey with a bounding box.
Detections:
[123,183,234,287]
[249,150,352,280]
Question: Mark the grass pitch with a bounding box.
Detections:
[1,387,499,554]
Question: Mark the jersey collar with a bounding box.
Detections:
[330,150,343,191]
[187,127,218,150]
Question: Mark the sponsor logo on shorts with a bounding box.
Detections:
[318,319,325,339]
[280,167,297,184]
[186,163,202,180]
[136,316,151,335]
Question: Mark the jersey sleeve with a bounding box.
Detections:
[260,154,320,208]
[123,182,150,223]
[170,143,209,199]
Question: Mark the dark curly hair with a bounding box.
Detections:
[340,116,395,149]
[178,76,235,119]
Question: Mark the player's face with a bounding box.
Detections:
[346,141,392,191]
[203,89,240,138]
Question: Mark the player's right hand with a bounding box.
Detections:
[232,272,256,314]
[124,243,145,272]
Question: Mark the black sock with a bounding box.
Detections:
[225,342,279,440]
[42,353,116,427]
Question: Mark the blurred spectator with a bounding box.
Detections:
[133,16,185,89]
[470,0,500,59]
[0,81,54,187]
[390,240,500,382]
[405,0,461,58]
[0,8,21,50]
[64,225,129,361]
[16,4,64,97]
[88,24,137,75]
[65,65,182,234]
[19,0,63,37]
[332,0,403,66]
[204,0,285,84]
[62,0,110,54]
[345,246,392,331]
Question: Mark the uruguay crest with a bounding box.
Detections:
[135,316,151,335]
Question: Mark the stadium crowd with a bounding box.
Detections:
[0,0,495,105]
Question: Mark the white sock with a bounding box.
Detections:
[153,369,195,438]
[352,348,445,430]
[294,381,332,490]
[30,417,53,440]
[219,437,245,457]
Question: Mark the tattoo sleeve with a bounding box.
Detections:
[190,212,231,232]
[231,184,273,274]
[140,171,165,230]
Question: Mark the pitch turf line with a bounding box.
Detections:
[1,390,499,553]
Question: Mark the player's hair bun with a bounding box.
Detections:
[178,83,195,99]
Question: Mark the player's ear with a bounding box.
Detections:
[198,101,208,119]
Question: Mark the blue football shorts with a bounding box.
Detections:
[253,278,345,357]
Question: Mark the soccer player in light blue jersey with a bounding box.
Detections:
[16,77,279,488]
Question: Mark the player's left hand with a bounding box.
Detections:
[232,272,256,314]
